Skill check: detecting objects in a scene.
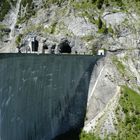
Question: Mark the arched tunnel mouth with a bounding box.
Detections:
[59,41,71,53]
[32,40,39,52]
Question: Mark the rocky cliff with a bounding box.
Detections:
[0,0,140,139]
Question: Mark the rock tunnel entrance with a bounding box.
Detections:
[32,40,39,52]
[59,40,71,53]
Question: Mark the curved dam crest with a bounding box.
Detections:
[0,54,101,140]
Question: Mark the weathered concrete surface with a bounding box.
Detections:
[0,54,100,140]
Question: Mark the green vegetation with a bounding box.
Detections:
[79,86,140,140]
[23,24,44,34]
[81,35,94,42]
[97,22,108,34]
[43,0,66,7]
[0,32,4,39]
[17,0,37,24]
[89,0,134,9]
[91,46,98,55]
[121,86,140,112]
[112,57,126,76]
[95,17,114,34]
[44,22,58,34]
[108,24,114,34]
[0,1,11,21]
[50,22,57,34]
[80,131,100,140]
[0,24,9,39]
[15,34,23,46]
[43,0,140,11]
[0,0,17,21]
[72,0,123,10]
[73,1,94,10]
[1,0,140,24]
[0,24,7,30]
[16,24,44,44]
[0,0,33,23]
[97,17,103,29]
[96,0,104,9]
[81,13,113,35]
[16,16,27,24]
[112,56,137,84]
[114,86,140,140]
[21,0,32,7]
[71,0,140,15]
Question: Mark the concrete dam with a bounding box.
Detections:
[0,54,100,140]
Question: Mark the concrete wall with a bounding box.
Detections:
[0,54,100,140]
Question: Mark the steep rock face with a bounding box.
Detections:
[64,16,97,37]
[103,12,126,27]
[83,56,122,134]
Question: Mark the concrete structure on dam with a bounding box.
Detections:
[0,54,101,140]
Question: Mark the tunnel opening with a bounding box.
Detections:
[59,40,71,53]
[43,44,48,53]
[43,44,48,50]
[32,40,39,52]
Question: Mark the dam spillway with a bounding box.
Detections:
[0,54,100,140]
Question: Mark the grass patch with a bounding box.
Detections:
[114,86,140,140]
[0,24,9,39]
[21,0,33,8]
[0,24,7,30]
[81,35,94,42]
[0,0,18,21]
[16,0,36,24]
[15,34,23,46]
[17,10,36,24]
[80,131,100,140]
[112,57,126,76]
[72,1,94,10]
[0,0,11,21]
[44,22,57,34]
[77,85,140,140]
[15,24,43,45]
[23,24,44,34]
[121,86,140,111]
[50,22,57,34]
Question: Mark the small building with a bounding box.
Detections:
[97,49,105,56]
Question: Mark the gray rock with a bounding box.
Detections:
[103,12,126,27]
[64,16,97,37]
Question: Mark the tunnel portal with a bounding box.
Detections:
[59,40,71,53]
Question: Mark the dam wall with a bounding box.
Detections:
[0,54,100,140]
